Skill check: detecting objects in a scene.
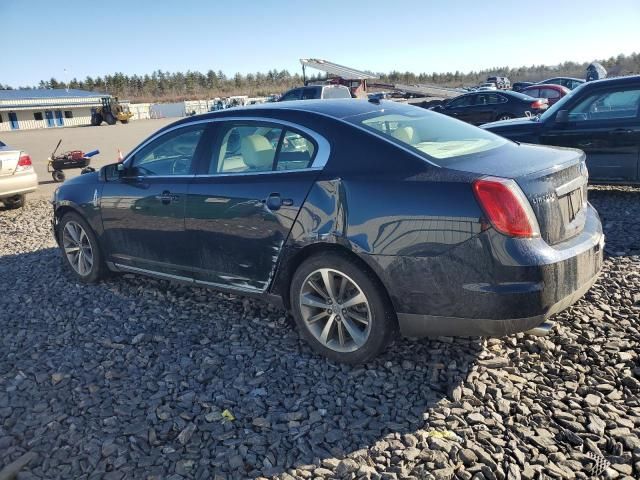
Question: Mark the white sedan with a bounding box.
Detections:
[0,140,38,208]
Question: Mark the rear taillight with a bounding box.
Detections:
[473,176,540,238]
[531,99,548,109]
[16,153,33,171]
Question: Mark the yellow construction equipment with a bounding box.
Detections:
[91,97,133,126]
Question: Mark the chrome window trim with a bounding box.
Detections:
[123,116,330,174]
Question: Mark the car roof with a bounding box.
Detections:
[201,99,389,119]
[581,74,640,87]
[544,77,584,81]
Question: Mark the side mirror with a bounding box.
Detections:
[117,163,125,173]
[555,109,569,123]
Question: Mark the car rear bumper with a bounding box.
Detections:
[369,204,604,337]
[0,171,38,199]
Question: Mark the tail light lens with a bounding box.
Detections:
[16,153,33,171]
[473,176,540,238]
[531,99,548,109]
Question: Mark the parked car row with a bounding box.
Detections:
[483,75,640,184]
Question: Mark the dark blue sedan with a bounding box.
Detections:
[52,100,604,363]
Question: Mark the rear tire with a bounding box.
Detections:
[290,251,396,364]
[104,113,117,125]
[58,212,107,283]
[91,113,103,126]
[3,194,25,209]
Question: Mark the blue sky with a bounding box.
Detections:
[3,0,639,87]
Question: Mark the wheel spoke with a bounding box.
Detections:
[319,314,336,344]
[64,246,80,254]
[341,316,366,347]
[308,279,329,300]
[301,293,329,309]
[342,291,366,309]
[65,223,80,243]
[346,310,369,326]
[337,321,345,346]
[306,311,328,324]
[320,269,337,300]
[337,276,348,302]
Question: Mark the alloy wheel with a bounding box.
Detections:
[299,268,372,353]
[62,221,94,276]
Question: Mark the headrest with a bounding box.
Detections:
[391,126,417,145]
[240,135,274,170]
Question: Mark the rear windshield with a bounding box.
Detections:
[322,87,352,99]
[347,109,508,164]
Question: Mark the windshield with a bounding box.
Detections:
[538,81,587,121]
[347,107,508,164]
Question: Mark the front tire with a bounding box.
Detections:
[52,170,66,182]
[104,113,117,125]
[91,113,103,126]
[58,212,107,283]
[290,252,396,364]
[3,194,25,209]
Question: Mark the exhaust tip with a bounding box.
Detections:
[525,321,554,337]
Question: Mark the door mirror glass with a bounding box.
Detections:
[555,110,569,123]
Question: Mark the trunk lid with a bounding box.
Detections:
[0,147,20,177]
[448,143,588,245]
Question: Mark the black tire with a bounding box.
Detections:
[496,113,514,121]
[52,170,66,182]
[3,194,25,209]
[58,212,107,283]
[104,113,117,125]
[121,119,129,124]
[290,251,396,364]
[91,113,103,126]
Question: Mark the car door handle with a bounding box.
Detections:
[261,193,293,211]
[155,191,179,204]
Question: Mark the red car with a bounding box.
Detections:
[519,84,570,106]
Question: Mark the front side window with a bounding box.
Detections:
[447,95,474,108]
[353,109,508,163]
[130,125,204,176]
[302,87,320,100]
[568,88,640,121]
[210,123,318,174]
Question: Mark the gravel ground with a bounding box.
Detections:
[0,186,639,480]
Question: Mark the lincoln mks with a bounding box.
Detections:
[52,100,604,363]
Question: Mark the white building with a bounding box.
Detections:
[0,88,110,132]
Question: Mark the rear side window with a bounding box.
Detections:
[322,87,351,99]
[523,88,540,98]
[280,89,302,101]
[302,87,320,100]
[351,109,508,163]
[210,123,317,174]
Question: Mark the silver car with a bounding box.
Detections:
[0,140,38,208]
